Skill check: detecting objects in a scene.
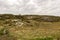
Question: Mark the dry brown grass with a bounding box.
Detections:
[0,15,60,40]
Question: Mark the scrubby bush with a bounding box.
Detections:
[0,28,9,36]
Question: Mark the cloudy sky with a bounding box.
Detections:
[0,0,60,16]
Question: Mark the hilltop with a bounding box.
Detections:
[0,14,60,22]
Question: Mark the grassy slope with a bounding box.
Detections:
[0,14,60,40]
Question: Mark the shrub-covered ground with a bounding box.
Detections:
[0,14,60,40]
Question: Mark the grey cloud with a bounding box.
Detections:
[0,0,60,16]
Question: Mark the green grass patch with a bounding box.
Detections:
[30,37,53,40]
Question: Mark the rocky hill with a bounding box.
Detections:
[0,14,60,22]
[0,14,60,40]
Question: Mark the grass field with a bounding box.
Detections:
[0,14,60,40]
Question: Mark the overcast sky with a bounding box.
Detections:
[0,0,60,16]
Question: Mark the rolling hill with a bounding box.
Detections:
[0,14,60,40]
